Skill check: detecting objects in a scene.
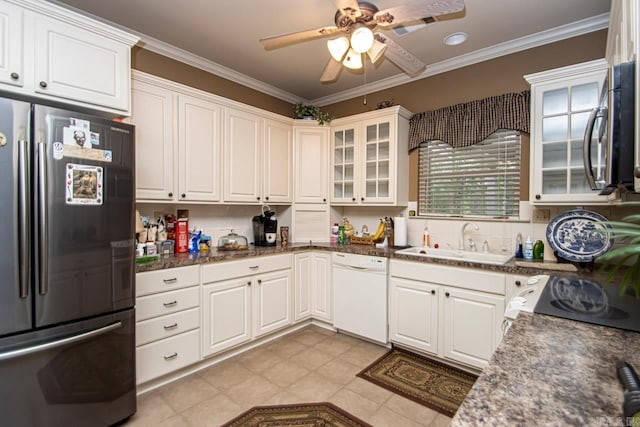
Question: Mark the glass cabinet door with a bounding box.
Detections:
[362,120,392,202]
[331,126,356,203]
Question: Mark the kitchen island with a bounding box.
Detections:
[451,311,640,426]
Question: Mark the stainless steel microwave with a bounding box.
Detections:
[583,60,636,195]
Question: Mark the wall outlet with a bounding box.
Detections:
[533,208,550,223]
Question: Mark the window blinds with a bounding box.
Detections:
[418,130,521,218]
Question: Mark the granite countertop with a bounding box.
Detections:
[451,312,640,427]
[135,242,593,276]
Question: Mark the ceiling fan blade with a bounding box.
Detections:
[335,0,362,20]
[377,35,426,76]
[259,26,341,50]
[374,0,465,27]
[320,58,343,83]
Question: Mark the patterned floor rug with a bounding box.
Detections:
[221,402,372,427]
[357,348,477,417]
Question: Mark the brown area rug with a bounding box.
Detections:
[357,348,477,417]
[221,402,372,427]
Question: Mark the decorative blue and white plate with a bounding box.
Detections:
[545,209,614,263]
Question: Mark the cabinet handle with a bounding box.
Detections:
[163,277,177,284]
[445,292,450,297]
[249,265,259,270]
[535,194,541,200]
[181,193,186,198]
[10,72,19,80]
[163,323,178,330]
[515,280,522,287]
[431,289,436,295]
[257,279,262,285]
[163,300,177,307]
[39,81,48,89]
[164,352,178,361]
[168,192,173,197]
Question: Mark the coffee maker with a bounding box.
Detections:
[252,207,277,246]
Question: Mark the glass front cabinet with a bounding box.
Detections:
[330,106,410,206]
[525,59,616,204]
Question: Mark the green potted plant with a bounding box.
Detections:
[597,205,640,297]
[293,103,333,125]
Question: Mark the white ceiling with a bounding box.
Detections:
[49,0,611,104]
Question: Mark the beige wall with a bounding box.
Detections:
[131,47,293,117]
[131,30,606,203]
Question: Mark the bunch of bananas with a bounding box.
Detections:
[371,219,386,242]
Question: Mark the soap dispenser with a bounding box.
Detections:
[515,233,523,259]
[523,236,534,261]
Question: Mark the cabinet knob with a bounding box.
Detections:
[535,194,541,200]
[445,292,450,297]
[361,197,364,201]
[431,289,436,295]
[257,279,262,285]
[247,281,251,286]
[257,196,261,200]
[39,81,48,89]
[515,280,522,287]
[352,197,356,201]
[181,193,186,198]
[323,198,326,202]
[10,72,19,80]
[168,192,173,197]
[265,196,269,201]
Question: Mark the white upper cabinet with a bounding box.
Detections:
[525,60,614,205]
[224,108,262,203]
[330,106,410,206]
[0,0,138,114]
[294,122,329,204]
[263,118,293,204]
[178,95,222,202]
[0,1,23,88]
[130,77,176,201]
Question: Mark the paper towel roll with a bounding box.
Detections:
[394,216,407,247]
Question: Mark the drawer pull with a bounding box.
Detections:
[163,300,178,307]
[163,277,178,284]
[163,323,178,330]
[249,265,259,270]
[164,352,178,361]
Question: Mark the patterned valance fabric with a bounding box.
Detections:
[408,91,530,151]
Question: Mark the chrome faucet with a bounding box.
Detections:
[458,222,480,250]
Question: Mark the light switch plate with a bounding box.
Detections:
[533,208,550,223]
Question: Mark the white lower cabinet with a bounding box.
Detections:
[294,252,332,322]
[201,254,293,358]
[389,260,506,369]
[135,266,201,384]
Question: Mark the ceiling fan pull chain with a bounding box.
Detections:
[363,56,367,105]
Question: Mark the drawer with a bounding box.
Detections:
[136,286,199,321]
[202,254,292,283]
[136,265,199,297]
[389,260,506,295]
[136,329,200,384]
[136,307,200,346]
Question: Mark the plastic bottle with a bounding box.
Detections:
[515,233,523,259]
[533,240,544,262]
[330,223,339,244]
[423,226,430,247]
[523,236,534,260]
[337,225,346,245]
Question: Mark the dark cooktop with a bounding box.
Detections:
[534,275,640,333]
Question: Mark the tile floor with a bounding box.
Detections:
[125,325,452,427]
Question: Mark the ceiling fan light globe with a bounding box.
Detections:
[327,36,350,61]
[342,49,363,69]
[350,26,374,53]
[367,39,387,63]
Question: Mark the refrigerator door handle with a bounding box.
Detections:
[37,141,48,295]
[0,321,122,362]
[18,139,30,299]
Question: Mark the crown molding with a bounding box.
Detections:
[311,13,610,106]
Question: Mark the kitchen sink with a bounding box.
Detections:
[395,246,514,266]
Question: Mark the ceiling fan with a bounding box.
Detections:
[259,0,466,83]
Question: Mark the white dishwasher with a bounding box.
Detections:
[332,252,388,344]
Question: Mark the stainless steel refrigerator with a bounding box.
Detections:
[0,97,136,426]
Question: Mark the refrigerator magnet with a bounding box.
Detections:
[53,142,64,160]
[66,163,103,205]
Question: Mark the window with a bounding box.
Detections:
[418,130,521,218]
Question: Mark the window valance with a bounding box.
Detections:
[408,90,530,151]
